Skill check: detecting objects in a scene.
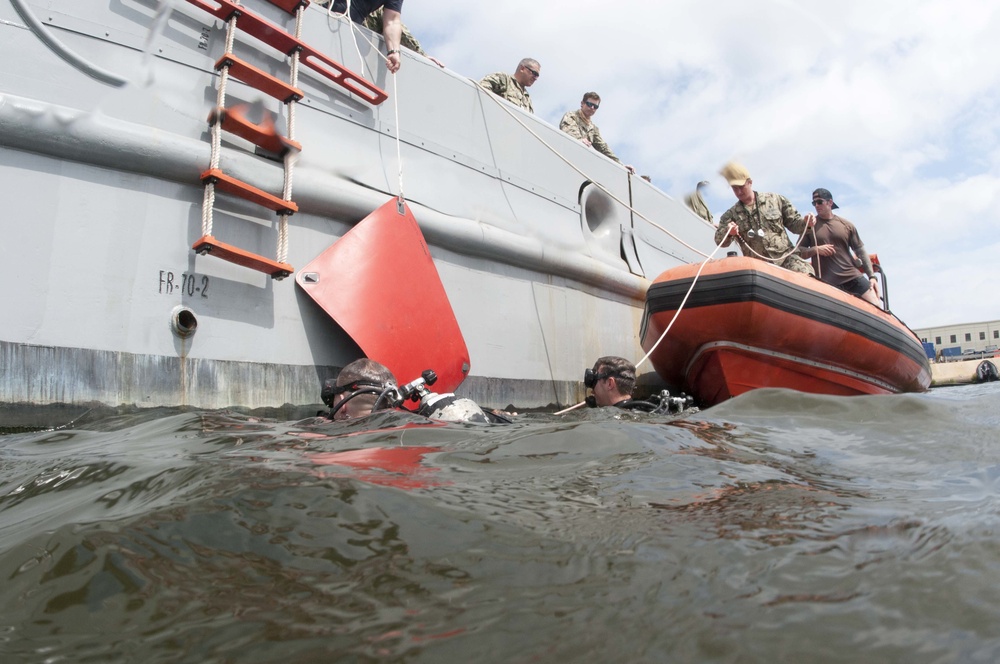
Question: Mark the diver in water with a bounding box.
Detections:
[321,358,398,421]
[585,356,638,408]
[321,359,507,424]
[584,356,693,413]
[583,355,648,410]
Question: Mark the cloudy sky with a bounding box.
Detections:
[401,0,1000,331]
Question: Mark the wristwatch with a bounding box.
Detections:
[387,49,400,55]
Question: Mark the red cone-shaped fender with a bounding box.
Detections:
[296,199,470,392]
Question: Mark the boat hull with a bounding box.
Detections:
[0,0,717,424]
[641,257,931,405]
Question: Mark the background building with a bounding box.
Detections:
[912,320,1000,360]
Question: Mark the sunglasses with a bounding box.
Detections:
[523,66,540,78]
[812,200,826,206]
[584,100,599,109]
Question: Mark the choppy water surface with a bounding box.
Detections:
[2,384,1000,662]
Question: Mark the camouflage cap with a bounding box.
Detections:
[720,161,751,186]
[812,188,840,209]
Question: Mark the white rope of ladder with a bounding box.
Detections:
[201,13,239,238]
[276,4,307,265]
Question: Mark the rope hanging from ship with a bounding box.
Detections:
[325,1,406,205]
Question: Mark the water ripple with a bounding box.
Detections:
[0,384,998,661]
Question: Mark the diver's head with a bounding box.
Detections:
[323,359,396,420]
[584,356,636,407]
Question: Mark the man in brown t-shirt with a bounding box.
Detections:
[800,188,881,307]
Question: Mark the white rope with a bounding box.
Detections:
[282,15,303,207]
[202,14,238,236]
[274,6,307,267]
[552,400,589,415]
[392,73,404,202]
[633,234,730,372]
[277,216,289,264]
[201,183,216,237]
[282,137,296,202]
[287,6,303,135]
[212,15,237,171]
[323,1,404,201]
[325,0,371,79]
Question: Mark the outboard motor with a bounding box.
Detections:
[976,360,999,383]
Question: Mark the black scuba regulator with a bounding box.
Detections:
[323,369,490,423]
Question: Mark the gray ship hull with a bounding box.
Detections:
[0,0,715,424]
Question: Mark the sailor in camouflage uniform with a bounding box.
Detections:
[714,162,815,276]
[479,58,540,113]
[329,0,404,72]
[364,8,444,67]
[559,93,634,173]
